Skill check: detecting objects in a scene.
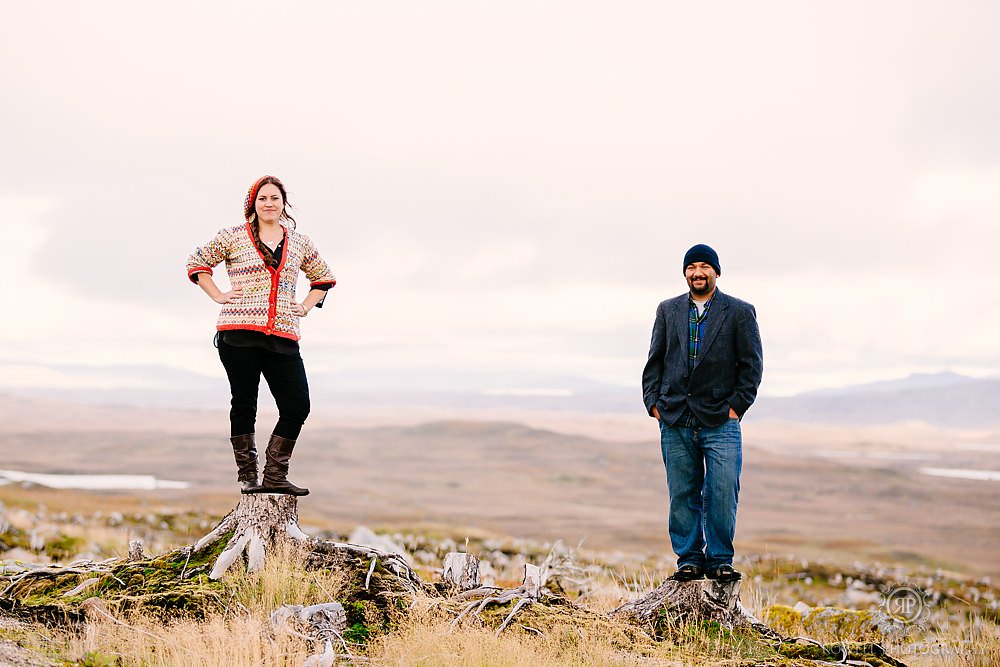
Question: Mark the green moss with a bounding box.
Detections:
[309,551,417,646]
[675,619,779,661]
[802,606,877,640]
[777,641,906,667]
[3,543,228,623]
[186,530,234,570]
[763,604,802,637]
[646,607,675,641]
[0,526,30,551]
[70,650,119,666]
[44,535,85,562]
[341,599,371,644]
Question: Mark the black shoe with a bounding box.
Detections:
[706,565,741,582]
[670,564,705,581]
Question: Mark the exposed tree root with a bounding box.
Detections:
[611,577,759,630]
[193,494,309,580]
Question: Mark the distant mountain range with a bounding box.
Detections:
[751,372,1000,428]
[1,362,998,428]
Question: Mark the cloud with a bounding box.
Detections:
[908,166,1000,221]
[2,1,1000,395]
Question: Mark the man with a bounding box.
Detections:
[641,244,763,582]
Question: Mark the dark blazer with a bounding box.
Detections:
[642,290,763,427]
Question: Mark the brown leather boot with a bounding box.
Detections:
[231,433,259,493]
[245,433,310,496]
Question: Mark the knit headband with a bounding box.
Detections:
[243,175,283,220]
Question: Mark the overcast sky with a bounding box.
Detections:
[2,0,998,397]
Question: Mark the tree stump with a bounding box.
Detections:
[611,578,760,630]
[194,494,309,580]
[127,539,145,562]
[451,559,551,634]
[442,552,480,592]
[521,563,543,598]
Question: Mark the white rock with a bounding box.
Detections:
[792,601,812,615]
[347,526,411,561]
[843,588,881,607]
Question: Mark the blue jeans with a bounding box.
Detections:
[658,418,742,569]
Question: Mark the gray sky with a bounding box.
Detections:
[2,0,998,396]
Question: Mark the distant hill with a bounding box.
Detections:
[749,372,1000,428]
[2,361,998,427]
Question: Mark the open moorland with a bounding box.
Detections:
[1,394,998,665]
[1,394,997,579]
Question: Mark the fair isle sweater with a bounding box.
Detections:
[185,222,336,341]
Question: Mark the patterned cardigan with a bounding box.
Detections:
[185,222,336,341]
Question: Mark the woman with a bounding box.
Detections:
[185,175,336,496]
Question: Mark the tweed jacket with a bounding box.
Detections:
[185,222,336,341]
[641,290,763,427]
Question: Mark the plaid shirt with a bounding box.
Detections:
[681,294,713,426]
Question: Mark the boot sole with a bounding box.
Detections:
[243,487,310,496]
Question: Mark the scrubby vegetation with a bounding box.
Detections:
[1,497,998,666]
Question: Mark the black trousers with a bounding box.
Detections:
[217,338,310,439]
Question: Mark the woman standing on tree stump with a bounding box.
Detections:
[185,175,336,496]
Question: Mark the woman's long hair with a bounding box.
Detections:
[244,175,296,269]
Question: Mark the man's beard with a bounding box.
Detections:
[688,277,713,295]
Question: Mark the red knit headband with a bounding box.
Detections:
[243,175,284,220]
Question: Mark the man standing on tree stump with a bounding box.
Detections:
[641,244,763,583]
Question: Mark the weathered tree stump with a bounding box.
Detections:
[521,563,543,598]
[452,560,551,634]
[194,494,309,579]
[441,552,480,592]
[611,578,760,630]
[127,539,145,562]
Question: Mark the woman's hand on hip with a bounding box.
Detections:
[291,302,308,317]
[213,289,243,304]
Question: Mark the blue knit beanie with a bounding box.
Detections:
[683,244,721,276]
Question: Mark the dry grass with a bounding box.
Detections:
[369,621,658,666]
[370,593,794,667]
[226,540,350,615]
[69,615,313,667]
[19,558,1000,667]
[881,617,1000,667]
[60,542,350,666]
[46,547,776,667]
[59,609,1000,667]
[3,510,998,666]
